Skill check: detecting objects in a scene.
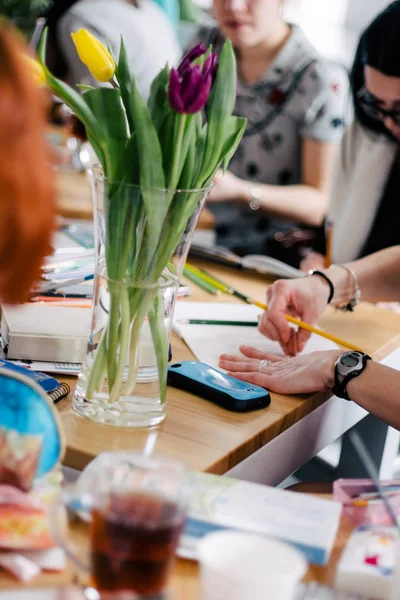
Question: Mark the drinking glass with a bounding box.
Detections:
[50,453,188,599]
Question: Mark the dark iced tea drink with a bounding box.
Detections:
[90,491,185,596]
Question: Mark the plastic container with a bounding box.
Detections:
[333,479,400,525]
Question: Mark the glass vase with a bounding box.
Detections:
[73,167,210,428]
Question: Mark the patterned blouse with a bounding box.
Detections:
[192,24,351,255]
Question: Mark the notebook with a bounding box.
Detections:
[0,360,70,403]
[173,302,338,369]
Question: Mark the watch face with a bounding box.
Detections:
[342,354,360,368]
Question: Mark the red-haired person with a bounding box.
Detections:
[0,24,55,304]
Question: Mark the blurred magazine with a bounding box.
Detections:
[179,472,341,566]
[188,243,302,279]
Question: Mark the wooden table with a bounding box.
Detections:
[54,257,400,486]
[0,493,355,596]
[55,170,92,221]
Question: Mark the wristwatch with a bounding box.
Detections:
[332,351,371,401]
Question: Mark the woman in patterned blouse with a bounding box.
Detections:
[193,0,350,263]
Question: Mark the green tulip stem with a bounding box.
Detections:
[108,285,131,404]
[148,291,169,404]
[168,114,186,190]
[85,327,108,399]
[105,284,120,390]
[123,288,158,396]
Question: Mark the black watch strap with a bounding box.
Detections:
[332,353,372,401]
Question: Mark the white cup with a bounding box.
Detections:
[198,531,308,600]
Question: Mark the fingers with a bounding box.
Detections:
[263,281,294,344]
[282,329,299,357]
[294,329,312,354]
[258,312,282,342]
[294,303,320,353]
[220,359,260,372]
[239,346,282,361]
[226,371,271,389]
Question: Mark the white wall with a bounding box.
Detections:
[345,0,392,30]
[284,0,394,68]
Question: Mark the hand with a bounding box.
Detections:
[219,346,341,395]
[259,277,331,356]
[207,169,248,203]
[300,251,326,273]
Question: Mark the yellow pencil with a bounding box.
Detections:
[252,299,364,352]
[185,263,364,352]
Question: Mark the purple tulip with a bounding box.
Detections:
[168,44,218,114]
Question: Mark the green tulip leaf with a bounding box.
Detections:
[198,39,237,183]
[37,28,105,166]
[130,75,166,251]
[220,116,247,172]
[76,84,96,92]
[158,112,176,181]
[148,65,170,134]
[115,36,134,135]
[84,88,129,180]
[83,88,128,140]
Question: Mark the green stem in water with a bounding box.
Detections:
[123,288,158,396]
[108,286,131,404]
[148,291,169,405]
[106,284,120,391]
[86,327,108,399]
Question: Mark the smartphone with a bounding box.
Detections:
[167,361,270,412]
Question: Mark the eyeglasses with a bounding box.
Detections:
[356,87,400,126]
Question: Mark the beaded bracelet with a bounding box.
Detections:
[332,265,361,312]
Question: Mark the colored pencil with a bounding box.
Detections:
[325,220,333,269]
[186,263,249,303]
[182,266,219,295]
[180,319,258,326]
[185,264,364,352]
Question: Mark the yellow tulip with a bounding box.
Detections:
[71,29,116,83]
[24,54,47,86]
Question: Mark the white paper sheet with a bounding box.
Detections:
[173,301,338,368]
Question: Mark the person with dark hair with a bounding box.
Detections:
[190,0,350,264]
[44,0,181,99]
[302,0,400,270]
[218,2,400,433]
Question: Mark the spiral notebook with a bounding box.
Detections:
[0,360,70,404]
